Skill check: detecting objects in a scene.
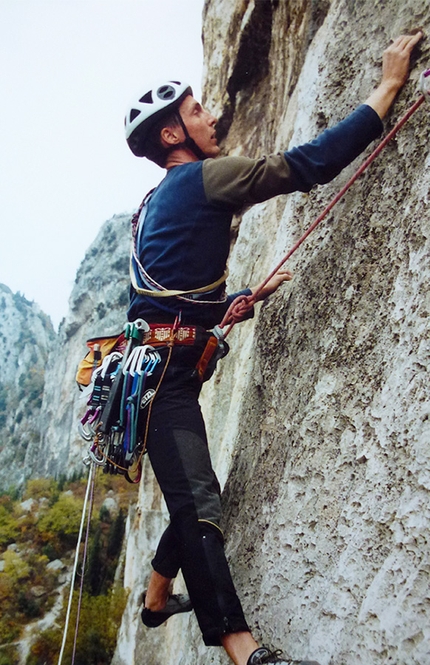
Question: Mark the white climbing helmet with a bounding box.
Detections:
[125,80,192,157]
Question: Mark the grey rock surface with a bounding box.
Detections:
[113,1,430,664]
[0,284,54,489]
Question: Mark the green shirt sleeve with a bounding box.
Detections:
[202,153,294,211]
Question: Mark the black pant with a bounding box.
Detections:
[145,345,249,646]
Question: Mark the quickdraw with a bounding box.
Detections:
[79,319,161,483]
[78,350,123,441]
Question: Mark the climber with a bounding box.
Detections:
[123,32,422,665]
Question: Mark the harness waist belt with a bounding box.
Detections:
[145,323,209,347]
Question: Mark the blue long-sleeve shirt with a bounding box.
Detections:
[127,104,383,328]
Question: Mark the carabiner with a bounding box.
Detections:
[419,68,430,103]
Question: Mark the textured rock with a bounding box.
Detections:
[113,1,430,664]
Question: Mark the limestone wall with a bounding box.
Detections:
[114,1,430,664]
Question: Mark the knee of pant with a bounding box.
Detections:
[171,505,224,546]
[198,519,224,546]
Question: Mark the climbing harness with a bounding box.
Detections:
[78,350,124,441]
[77,317,226,481]
[220,70,430,336]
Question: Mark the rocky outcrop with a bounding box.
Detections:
[0,285,54,489]
[113,1,430,664]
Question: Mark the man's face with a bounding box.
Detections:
[178,95,220,158]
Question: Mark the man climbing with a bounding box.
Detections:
[124,32,422,665]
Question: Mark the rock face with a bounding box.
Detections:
[0,285,54,488]
[113,1,430,664]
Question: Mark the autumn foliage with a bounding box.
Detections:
[0,472,137,664]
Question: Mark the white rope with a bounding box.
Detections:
[57,462,95,665]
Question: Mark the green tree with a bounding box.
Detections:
[24,478,58,502]
[87,526,103,595]
[0,572,21,642]
[107,509,125,559]
[26,589,127,665]
[0,644,19,664]
[37,493,83,544]
[0,504,18,548]
[25,627,59,665]
[2,550,30,581]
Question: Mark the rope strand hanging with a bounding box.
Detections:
[220,76,429,337]
[70,464,96,665]
[57,462,96,665]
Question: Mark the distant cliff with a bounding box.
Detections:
[0,285,54,489]
[27,213,131,481]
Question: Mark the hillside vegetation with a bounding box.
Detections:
[0,472,136,665]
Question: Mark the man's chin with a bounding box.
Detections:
[207,145,221,158]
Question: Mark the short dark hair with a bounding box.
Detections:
[141,110,181,167]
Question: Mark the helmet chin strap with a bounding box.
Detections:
[175,113,208,161]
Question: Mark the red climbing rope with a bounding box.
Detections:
[220,87,428,337]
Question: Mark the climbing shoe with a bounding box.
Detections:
[247,647,320,665]
[141,593,193,628]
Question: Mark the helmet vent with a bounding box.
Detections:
[139,91,153,104]
[157,85,176,101]
[130,108,141,122]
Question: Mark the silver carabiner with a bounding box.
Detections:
[419,68,430,103]
[87,443,105,466]
[78,420,93,442]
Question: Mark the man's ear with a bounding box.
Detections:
[160,125,183,148]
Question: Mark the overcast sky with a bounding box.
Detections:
[0,0,204,328]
